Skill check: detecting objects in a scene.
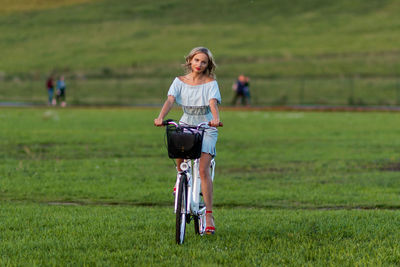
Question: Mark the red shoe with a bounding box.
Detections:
[205,226,215,235]
[205,211,215,234]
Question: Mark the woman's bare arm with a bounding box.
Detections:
[209,98,220,127]
[154,95,175,126]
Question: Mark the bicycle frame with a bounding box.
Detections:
[174,158,215,232]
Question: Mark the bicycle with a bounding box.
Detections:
[161,119,221,244]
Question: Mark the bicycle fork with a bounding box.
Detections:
[174,160,192,214]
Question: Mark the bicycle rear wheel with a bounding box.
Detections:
[176,174,187,244]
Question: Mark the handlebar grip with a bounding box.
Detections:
[208,122,223,127]
[161,119,174,126]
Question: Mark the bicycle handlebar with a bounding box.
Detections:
[161,120,223,127]
[161,119,174,126]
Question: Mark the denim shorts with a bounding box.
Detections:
[201,127,218,157]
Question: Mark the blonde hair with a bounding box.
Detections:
[183,47,217,78]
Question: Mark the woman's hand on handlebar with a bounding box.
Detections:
[208,119,223,127]
[154,118,164,127]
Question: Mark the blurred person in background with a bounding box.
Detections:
[231,74,250,106]
[56,75,67,107]
[46,76,56,106]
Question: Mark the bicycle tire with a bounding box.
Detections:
[176,174,187,244]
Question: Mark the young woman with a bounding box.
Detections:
[154,47,221,234]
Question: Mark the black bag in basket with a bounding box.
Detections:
[166,125,204,159]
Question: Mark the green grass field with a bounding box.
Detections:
[2,204,400,266]
[1,107,400,265]
[1,0,400,106]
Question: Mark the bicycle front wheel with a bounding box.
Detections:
[176,174,187,244]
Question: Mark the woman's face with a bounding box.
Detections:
[190,52,209,74]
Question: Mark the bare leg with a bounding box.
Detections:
[176,158,184,171]
[199,152,214,228]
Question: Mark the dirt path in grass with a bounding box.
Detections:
[39,200,400,210]
[2,102,400,112]
[222,105,400,112]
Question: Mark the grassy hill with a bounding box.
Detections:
[0,0,399,105]
[1,0,400,77]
